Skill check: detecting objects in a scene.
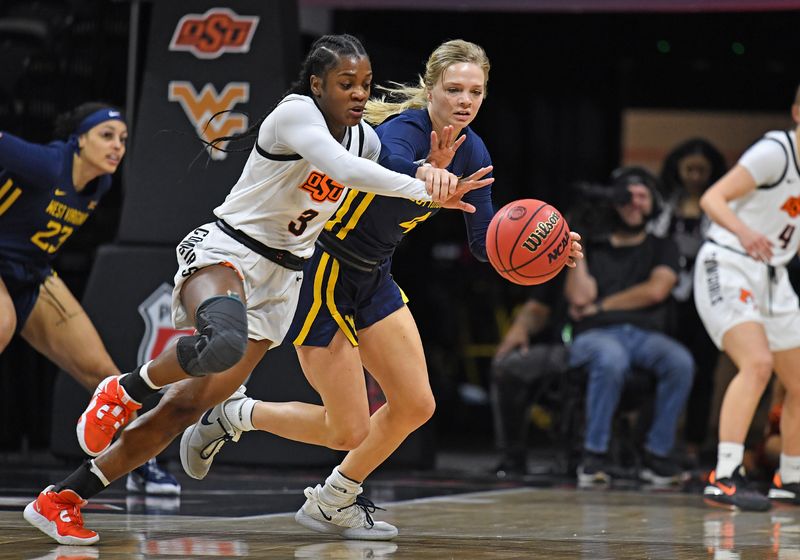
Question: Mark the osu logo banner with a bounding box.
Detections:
[137,283,195,364]
[169,8,259,59]
[168,81,249,161]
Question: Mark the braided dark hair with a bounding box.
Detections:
[205,34,368,155]
[53,102,123,139]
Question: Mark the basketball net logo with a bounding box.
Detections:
[168,81,250,161]
[137,283,195,364]
[169,8,259,59]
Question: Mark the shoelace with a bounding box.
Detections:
[94,391,133,432]
[199,418,236,460]
[338,495,385,528]
[51,494,85,528]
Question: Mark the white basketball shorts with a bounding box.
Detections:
[694,241,800,351]
[171,222,303,345]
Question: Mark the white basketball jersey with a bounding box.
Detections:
[214,94,429,259]
[706,130,800,266]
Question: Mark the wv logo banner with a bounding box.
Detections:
[168,81,250,161]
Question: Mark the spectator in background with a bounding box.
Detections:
[653,138,728,467]
[490,274,568,477]
[566,167,695,486]
[0,102,179,496]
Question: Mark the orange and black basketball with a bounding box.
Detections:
[486,199,571,285]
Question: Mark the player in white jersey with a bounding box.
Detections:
[23,34,492,546]
[696,84,800,511]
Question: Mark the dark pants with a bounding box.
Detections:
[491,343,568,464]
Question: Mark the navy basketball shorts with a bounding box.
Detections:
[0,258,53,333]
[286,248,407,348]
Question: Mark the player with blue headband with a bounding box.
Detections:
[0,102,180,496]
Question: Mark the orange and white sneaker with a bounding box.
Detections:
[77,375,141,457]
[23,485,99,545]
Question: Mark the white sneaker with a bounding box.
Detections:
[180,386,247,480]
[294,484,398,541]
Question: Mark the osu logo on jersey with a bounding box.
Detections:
[299,171,345,203]
[781,196,800,218]
[168,81,249,161]
[137,283,195,364]
[169,8,259,59]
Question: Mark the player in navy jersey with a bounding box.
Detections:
[0,103,180,496]
[179,39,583,540]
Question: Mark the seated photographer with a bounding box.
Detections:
[491,275,568,477]
[566,167,695,486]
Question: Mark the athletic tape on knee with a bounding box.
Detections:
[177,295,248,376]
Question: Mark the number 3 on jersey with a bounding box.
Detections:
[289,209,319,236]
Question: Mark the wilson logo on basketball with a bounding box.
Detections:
[781,196,800,218]
[169,8,259,59]
[522,212,560,253]
[168,81,249,161]
[299,171,345,203]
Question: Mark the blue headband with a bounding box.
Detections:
[74,108,125,136]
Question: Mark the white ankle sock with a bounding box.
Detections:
[716,442,744,479]
[89,459,110,487]
[780,454,800,484]
[224,397,256,432]
[138,361,163,390]
[320,466,361,505]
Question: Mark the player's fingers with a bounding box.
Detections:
[442,125,454,148]
[425,170,433,196]
[453,200,476,213]
[463,165,494,181]
[447,172,459,197]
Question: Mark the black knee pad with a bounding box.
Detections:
[176,295,248,376]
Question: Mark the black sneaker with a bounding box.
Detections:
[577,451,611,486]
[768,472,800,505]
[704,465,771,511]
[640,451,685,486]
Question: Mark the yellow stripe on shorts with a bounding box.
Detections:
[325,258,358,346]
[293,253,331,345]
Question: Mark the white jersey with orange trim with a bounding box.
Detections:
[213,94,431,259]
[706,130,800,266]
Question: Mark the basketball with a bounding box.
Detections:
[485,199,571,285]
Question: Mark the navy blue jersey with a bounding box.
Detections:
[0,132,111,265]
[320,109,493,262]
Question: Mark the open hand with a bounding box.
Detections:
[426,125,467,169]
[441,165,494,213]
